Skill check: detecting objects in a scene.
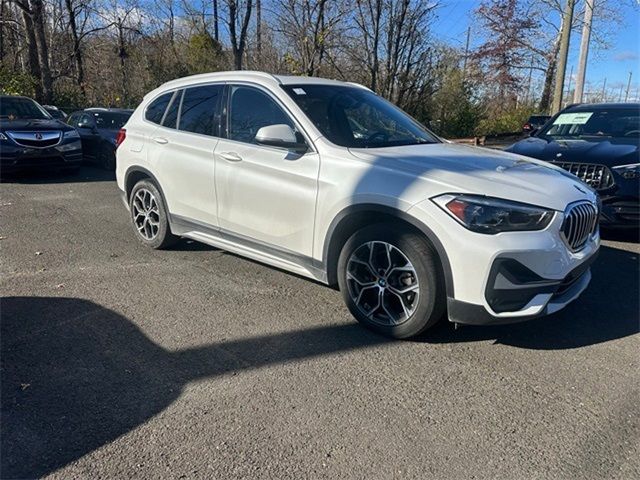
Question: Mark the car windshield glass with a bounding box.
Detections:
[283,84,439,148]
[92,112,131,129]
[0,97,51,120]
[539,108,640,141]
[528,116,549,124]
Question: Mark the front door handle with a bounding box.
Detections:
[218,151,242,162]
[152,136,168,144]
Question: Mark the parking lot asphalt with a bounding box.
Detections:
[1,167,639,479]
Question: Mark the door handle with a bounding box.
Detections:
[218,151,242,162]
[152,136,168,144]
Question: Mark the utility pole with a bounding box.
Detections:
[624,71,633,102]
[552,0,576,114]
[462,26,471,79]
[573,0,594,103]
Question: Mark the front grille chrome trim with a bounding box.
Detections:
[550,161,614,191]
[561,201,598,252]
[5,130,62,149]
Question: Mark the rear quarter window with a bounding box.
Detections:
[145,92,173,124]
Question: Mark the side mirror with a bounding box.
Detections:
[255,124,307,152]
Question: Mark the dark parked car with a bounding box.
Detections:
[42,105,67,120]
[522,114,551,134]
[67,108,132,170]
[0,95,83,174]
[507,103,639,228]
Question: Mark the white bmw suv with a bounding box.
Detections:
[116,71,600,338]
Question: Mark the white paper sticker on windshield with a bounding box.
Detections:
[293,88,306,95]
[553,112,593,125]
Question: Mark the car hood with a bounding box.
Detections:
[0,118,72,132]
[506,136,639,167]
[348,143,596,211]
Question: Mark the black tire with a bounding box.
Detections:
[337,223,446,339]
[98,149,116,171]
[129,179,179,249]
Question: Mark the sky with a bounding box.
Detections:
[431,0,640,101]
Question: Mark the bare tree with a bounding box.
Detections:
[226,0,252,70]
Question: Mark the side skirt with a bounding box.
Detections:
[169,214,328,284]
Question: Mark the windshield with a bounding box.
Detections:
[92,111,131,130]
[539,108,640,141]
[0,97,51,120]
[283,84,439,148]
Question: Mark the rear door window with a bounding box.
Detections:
[179,85,223,136]
[162,90,182,129]
[145,92,173,124]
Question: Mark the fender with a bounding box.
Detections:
[322,203,455,297]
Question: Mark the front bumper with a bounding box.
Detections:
[407,199,600,326]
[0,139,83,172]
[599,195,639,228]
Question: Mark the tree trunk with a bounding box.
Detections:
[539,37,560,113]
[31,0,53,103]
[19,6,42,100]
[256,0,261,54]
[64,0,86,99]
[213,0,219,42]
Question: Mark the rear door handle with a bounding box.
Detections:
[152,137,168,144]
[218,151,242,162]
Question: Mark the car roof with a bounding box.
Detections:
[83,108,134,113]
[565,102,640,111]
[155,70,368,93]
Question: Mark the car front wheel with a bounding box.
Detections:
[337,224,445,339]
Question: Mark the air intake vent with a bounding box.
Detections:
[561,202,598,251]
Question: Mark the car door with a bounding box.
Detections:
[148,84,223,227]
[76,113,99,159]
[214,84,320,257]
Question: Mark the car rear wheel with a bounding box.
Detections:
[99,149,116,171]
[129,179,178,249]
[337,224,445,339]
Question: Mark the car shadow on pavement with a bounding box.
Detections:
[0,296,389,479]
[0,165,115,184]
[424,244,640,349]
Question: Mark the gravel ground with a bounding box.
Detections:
[1,167,639,480]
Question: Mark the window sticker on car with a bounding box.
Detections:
[293,88,306,95]
[553,112,593,125]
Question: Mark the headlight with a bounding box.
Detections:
[612,163,640,179]
[63,129,80,139]
[433,194,554,234]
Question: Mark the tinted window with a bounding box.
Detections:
[228,86,294,143]
[77,113,95,128]
[162,91,181,129]
[0,96,50,120]
[92,111,131,130]
[145,92,173,124]
[179,85,223,136]
[283,84,438,148]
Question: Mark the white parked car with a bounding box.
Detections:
[116,71,600,338]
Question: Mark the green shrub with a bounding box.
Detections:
[0,67,38,97]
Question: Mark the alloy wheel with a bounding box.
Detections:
[132,188,160,240]
[345,241,420,326]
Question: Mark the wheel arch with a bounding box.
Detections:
[323,204,454,297]
[124,166,165,203]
